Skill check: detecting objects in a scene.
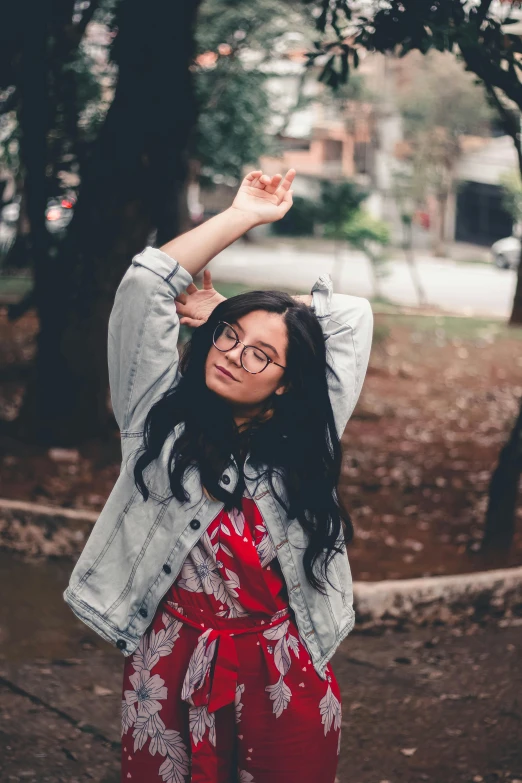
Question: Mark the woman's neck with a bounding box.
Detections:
[233,405,274,432]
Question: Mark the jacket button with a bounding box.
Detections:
[139,607,148,618]
[116,639,127,650]
[163,563,171,574]
[190,519,201,530]
[221,474,230,485]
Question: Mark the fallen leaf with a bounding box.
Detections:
[93,685,113,696]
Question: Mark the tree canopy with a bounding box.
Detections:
[309,0,522,322]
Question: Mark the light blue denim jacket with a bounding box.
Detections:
[63,246,373,679]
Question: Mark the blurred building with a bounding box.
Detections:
[198,42,518,248]
[452,135,517,246]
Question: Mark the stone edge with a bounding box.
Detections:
[1,498,521,625]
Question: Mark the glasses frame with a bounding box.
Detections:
[212,321,286,374]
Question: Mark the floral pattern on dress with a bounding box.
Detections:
[121,494,342,782]
[121,608,189,781]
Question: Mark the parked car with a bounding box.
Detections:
[1,193,76,234]
[1,200,20,224]
[491,235,520,269]
[45,194,76,234]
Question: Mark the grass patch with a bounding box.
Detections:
[0,276,33,298]
[211,279,521,342]
[212,281,251,299]
[376,311,522,341]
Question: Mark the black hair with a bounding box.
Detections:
[134,290,353,593]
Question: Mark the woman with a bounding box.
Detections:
[64,168,374,783]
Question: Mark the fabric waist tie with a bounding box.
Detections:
[163,603,291,714]
[163,604,291,781]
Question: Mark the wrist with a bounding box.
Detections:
[226,206,261,232]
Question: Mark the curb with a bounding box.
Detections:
[353,568,522,628]
[0,498,97,558]
[1,498,521,625]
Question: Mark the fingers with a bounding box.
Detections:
[175,301,191,316]
[243,169,294,194]
[276,189,294,218]
[175,282,199,303]
[274,169,296,200]
[261,173,283,195]
[202,269,213,290]
[243,170,263,182]
[243,170,263,188]
[180,316,205,328]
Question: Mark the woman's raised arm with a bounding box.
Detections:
[159,169,295,274]
[108,169,295,436]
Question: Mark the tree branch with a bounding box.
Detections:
[7,289,36,322]
[485,83,522,175]
[0,88,17,115]
[459,41,522,116]
[476,0,494,26]
[74,0,100,41]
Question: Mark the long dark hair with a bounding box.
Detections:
[134,290,354,593]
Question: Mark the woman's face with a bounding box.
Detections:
[205,310,288,414]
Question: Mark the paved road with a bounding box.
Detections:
[209,241,518,319]
[0,552,521,782]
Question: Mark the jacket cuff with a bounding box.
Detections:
[132,246,194,292]
[311,273,333,320]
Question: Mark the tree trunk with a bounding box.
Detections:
[14,0,201,445]
[433,193,448,257]
[481,397,522,550]
[509,242,522,326]
[366,250,383,299]
[403,218,427,307]
[333,239,343,290]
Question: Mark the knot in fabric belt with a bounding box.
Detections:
[164,604,291,714]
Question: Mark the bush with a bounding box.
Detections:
[342,210,390,250]
[270,195,319,236]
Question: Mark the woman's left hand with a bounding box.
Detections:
[175,270,226,327]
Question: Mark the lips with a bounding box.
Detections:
[216,364,236,380]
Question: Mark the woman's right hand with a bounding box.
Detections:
[175,270,226,328]
[230,169,295,225]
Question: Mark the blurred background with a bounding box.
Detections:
[0,1,521,782]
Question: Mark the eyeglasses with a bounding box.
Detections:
[212,321,286,374]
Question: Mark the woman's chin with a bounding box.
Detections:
[206,376,237,402]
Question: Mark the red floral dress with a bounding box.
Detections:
[120,494,342,783]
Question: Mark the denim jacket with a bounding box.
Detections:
[63,246,373,680]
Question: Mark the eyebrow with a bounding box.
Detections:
[231,321,280,359]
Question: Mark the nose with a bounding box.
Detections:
[225,342,243,367]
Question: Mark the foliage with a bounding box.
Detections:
[341,210,390,252]
[310,1,522,167]
[500,171,522,225]
[195,68,275,182]
[319,179,366,237]
[193,0,314,182]
[270,194,319,235]
[401,52,492,133]
[0,1,116,197]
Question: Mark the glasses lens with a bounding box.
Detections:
[214,323,237,351]
[242,346,269,373]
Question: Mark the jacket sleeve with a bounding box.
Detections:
[107,246,193,435]
[310,273,373,438]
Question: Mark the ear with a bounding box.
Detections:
[275,382,289,396]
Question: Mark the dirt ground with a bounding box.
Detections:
[1,550,521,783]
[0,303,521,581]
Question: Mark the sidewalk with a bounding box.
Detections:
[208,236,515,319]
[0,551,521,782]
